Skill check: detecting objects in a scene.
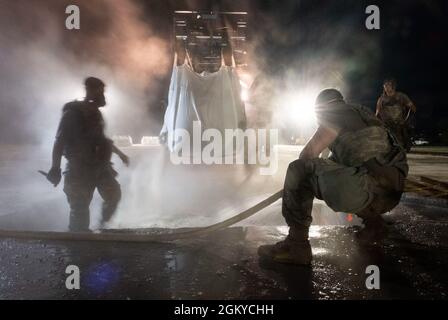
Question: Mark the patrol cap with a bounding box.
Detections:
[315,88,344,106]
[84,77,105,89]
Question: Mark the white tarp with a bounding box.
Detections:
[160,63,246,154]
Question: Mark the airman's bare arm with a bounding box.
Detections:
[401,93,416,113]
[112,144,130,166]
[51,138,64,169]
[375,97,382,117]
[407,100,417,113]
[299,125,339,160]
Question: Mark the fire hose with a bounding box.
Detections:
[0,190,283,243]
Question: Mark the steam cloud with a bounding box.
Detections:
[0,0,172,229]
[0,0,380,230]
[0,0,170,145]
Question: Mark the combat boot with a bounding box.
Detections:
[356,216,388,243]
[258,226,312,265]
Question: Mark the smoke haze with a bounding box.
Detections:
[0,0,170,145]
[0,0,384,230]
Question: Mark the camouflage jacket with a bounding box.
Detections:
[56,100,112,165]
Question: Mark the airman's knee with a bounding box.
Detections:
[285,159,309,189]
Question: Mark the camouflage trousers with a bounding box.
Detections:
[63,162,121,232]
[282,158,404,228]
[385,121,411,152]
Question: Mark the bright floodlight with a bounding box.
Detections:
[284,90,318,127]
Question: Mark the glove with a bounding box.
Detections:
[47,167,62,187]
[120,153,130,167]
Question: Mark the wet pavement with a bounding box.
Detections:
[1,145,448,299]
[1,200,448,300]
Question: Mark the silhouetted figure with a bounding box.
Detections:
[376,78,416,152]
[258,89,408,265]
[46,77,129,231]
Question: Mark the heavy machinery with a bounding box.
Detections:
[173,10,248,70]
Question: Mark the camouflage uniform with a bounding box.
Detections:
[377,92,413,151]
[56,101,121,231]
[282,103,408,228]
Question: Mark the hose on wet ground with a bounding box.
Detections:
[3,175,447,243]
[0,190,283,243]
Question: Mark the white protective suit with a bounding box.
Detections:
[160,61,246,155]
